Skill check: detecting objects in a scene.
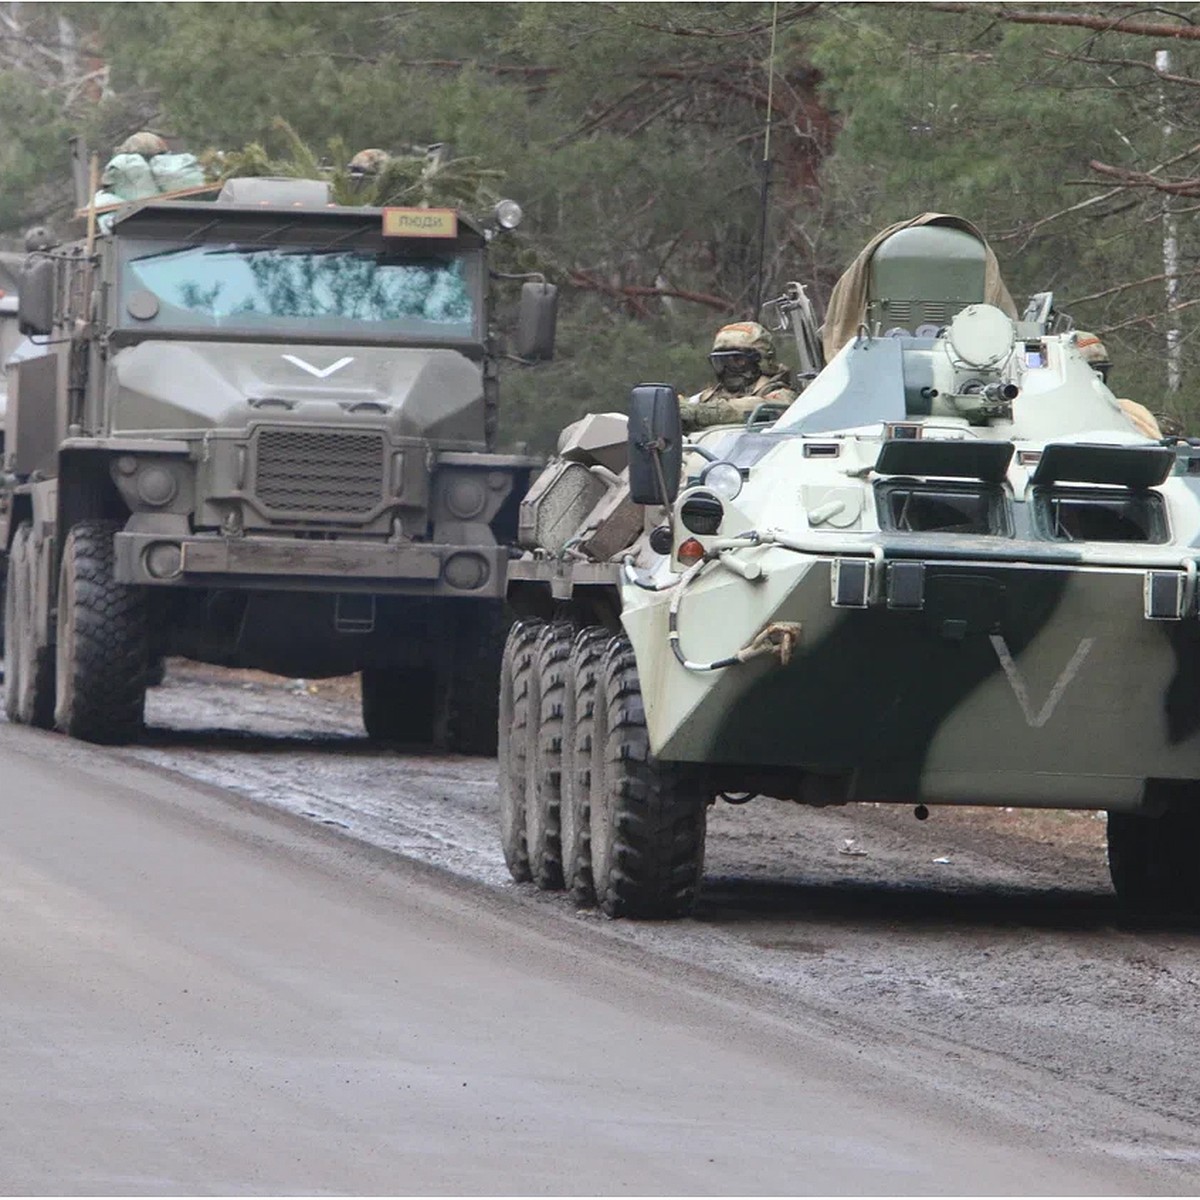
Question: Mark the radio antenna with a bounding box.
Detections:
[752,0,780,318]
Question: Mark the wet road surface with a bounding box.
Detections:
[1,665,1198,1192]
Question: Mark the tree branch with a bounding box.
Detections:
[1044,48,1200,87]
[926,5,1200,40]
[568,270,734,314]
[1089,158,1200,196]
[1069,269,1196,306]
[1100,295,1200,335]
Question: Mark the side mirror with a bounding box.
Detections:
[18,258,54,337]
[515,281,557,361]
[628,383,682,506]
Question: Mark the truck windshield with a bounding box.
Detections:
[120,242,477,339]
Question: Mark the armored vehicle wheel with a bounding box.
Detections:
[590,634,707,919]
[1107,805,1200,916]
[524,623,574,890]
[361,667,435,743]
[445,602,507,756]
[498,620,543,883]
[54,520,149,744]
[10,523,55,729]
[560,626,611,907]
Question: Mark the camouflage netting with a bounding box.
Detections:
[821,213,1018,362]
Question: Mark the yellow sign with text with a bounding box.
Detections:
[381,207,459,239]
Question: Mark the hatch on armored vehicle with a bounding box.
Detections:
[499,213,1200,920]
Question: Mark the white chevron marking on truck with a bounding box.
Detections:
[281,354,355,378]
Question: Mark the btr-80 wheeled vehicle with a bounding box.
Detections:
[500,214,1200,919]
[5,173,555,748]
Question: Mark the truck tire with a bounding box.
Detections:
[361,667,435,743]
[54,520,149,744]
[498,619,542,883]
[4,525,27,723]
[445,602,506,756]
[525,623,574,890]
[1108,806,1200,916]
[560,626,611,906]
[590,633,707,919]
[9,523,55,729]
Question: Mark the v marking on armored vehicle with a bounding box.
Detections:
[502,213,1200,920]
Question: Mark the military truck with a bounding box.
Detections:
[4,173,555,749]
[501,214,1200,919]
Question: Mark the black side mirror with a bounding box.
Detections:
[18,258,54,337]
[628,383,682,506]
[515,281,557,361]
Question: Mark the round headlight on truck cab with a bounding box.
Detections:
[444,476,487,520]
[136,464,178,507]
[493,199,523,230]
[699,460,743,502]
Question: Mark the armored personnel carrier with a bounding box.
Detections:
[500,214,1200,919]
[4,167,555,749]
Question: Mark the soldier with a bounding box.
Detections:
[680,321,797,432]
[1075,332,1164,440]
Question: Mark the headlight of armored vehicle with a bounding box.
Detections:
[679,490,725,536]
[699,460,743,502]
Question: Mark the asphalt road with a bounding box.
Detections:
[0,717,1162,1196]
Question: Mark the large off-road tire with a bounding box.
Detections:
[361,666,435,743]
[445,602,507,756]
[9,523,55,729]
[1108,805,1200,917]
[590,634,707,919]
[4,526,27,723]
[560,626,611,907]
[524,623,574,890]
[498,619,543,883]
[54,520,149,744]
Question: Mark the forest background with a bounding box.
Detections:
[2,1,1200,449]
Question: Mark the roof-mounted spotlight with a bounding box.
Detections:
[493,198,523,231]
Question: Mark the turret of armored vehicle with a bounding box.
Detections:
[3,156,556,749]
[500,213,1200,919]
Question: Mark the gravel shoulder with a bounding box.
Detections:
[105,661,1200,1189]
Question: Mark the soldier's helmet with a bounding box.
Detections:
[115,131,169,158]
[24,226,54,252]
[348,148,390,179]
[709,321,777,384]
[1075,331,1113,383]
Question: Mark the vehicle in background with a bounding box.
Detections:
[3,161,555,749]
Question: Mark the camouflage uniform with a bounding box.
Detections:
[680,321,797,432]
[1075,332,1164,440]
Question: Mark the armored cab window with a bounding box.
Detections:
[1034,488,1167,544]
[876,481,1011,536]
[117,236,483,342]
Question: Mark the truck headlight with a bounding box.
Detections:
[494,199,523,230]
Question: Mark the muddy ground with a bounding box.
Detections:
[88,661,1200,1186]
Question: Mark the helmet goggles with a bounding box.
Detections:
[709,349,761,377]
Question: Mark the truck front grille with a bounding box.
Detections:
[253,427,386,517]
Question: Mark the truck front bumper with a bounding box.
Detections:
[114,531,508,598]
